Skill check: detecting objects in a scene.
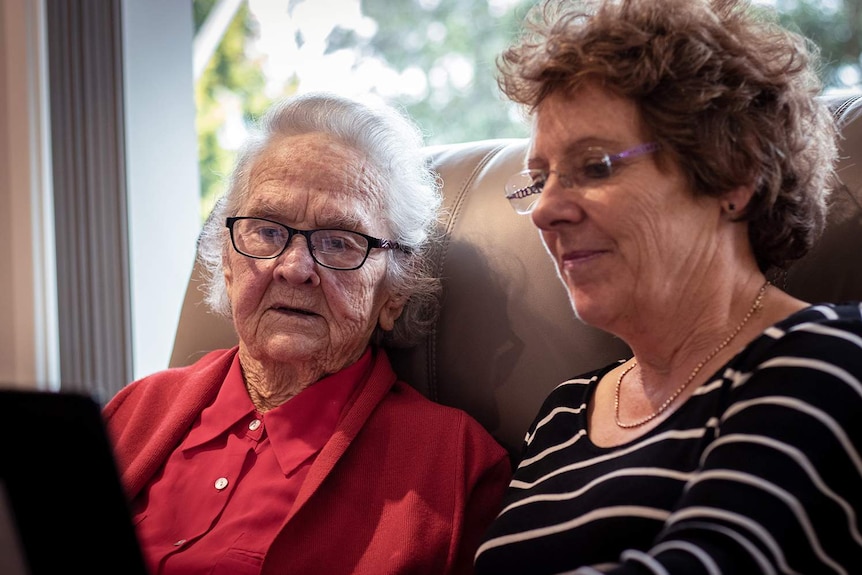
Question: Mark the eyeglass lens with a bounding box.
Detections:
[229,217,371,270]
[505,142,659,214]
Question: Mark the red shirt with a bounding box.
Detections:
[106,347,512,575]
[132,350,369,575]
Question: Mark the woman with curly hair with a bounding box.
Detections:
[475,0,862,573]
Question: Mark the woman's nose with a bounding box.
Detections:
[273,234,320,284]
[530,173,585,229]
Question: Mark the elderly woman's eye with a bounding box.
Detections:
[258,227,286,242]
[316,231,365,254]
[320,237,347,252]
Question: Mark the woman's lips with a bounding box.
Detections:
[272,305,315,317]
[561,249,605,267]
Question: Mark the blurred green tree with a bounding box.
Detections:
[194,0,272,219]
[344,0,535,144]
[193,0,862,218]
[772,0,862,90]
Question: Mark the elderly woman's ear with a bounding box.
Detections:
[378,293,407,331]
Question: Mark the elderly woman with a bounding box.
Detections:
[474,0,862,573]
[103,92,511,575]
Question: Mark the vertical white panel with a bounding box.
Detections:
[121,0,202,380]
[0,0,59,390]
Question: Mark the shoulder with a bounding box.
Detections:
[376,380,509,459]
[386,380,492,431]
[722,303,862,425]
[538,360,624,413]
[103,347,236,419]
[740,303,862,368]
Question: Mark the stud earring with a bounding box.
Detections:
[727,202,736,212]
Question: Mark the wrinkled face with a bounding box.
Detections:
[528,84,720,331]
[224,132,404,375]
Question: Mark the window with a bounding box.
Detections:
[194,0,534,217]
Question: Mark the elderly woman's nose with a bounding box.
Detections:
[273,235,319,282]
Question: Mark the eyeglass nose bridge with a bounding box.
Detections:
[543,168,576,190]
[276,227,320,262]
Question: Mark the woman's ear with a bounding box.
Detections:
[378,293,406,332]
[720,183,756,216]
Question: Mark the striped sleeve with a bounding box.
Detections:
[653,304,862,574]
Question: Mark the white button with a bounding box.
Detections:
[248,419,261,431]
[214,477,229,490]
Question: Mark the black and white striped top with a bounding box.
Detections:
[475,303,862,574]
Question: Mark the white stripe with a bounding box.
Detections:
[667,520,777,574]
[567,566,611,575]
[764,325,786,339]
[729,355,862,397]
[807,304,839,320]
[669,507,804,575]
[723,396,862,478]
[499,467,692,516]
[513,427,707,487]
[518,429,588,469]
[691,469,845,574]
[556,376,595,389]
[651,540,720,575]
[758,356,862,398]
[476,506,669,556]
[725,367,753,389]
[526,403,587,445]
[619,549,670,575]
[787,322,862,348]
[523,376,593,447]
[703,433,862,546]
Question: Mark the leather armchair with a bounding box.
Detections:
[170,93,862,460]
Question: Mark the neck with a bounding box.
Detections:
[237,349,318,412]
[614,279,771,429]
[622,275,767,372]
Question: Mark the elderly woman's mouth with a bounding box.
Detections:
[272,306,316,316]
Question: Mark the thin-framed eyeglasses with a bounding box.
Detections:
[505,141,661,215]
[226,216,407,271]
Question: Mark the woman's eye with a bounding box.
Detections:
[581,157,613,179]
[258,227,285,242]
[320,237,347,252]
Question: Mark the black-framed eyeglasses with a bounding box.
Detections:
[505,142,661,215]
[226,216,407,271]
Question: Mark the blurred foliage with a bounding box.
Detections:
[772,0,862,90]
[194,0,272,219]
[192,0,533,219]
[346,0,535,144]
[193,0,862,219]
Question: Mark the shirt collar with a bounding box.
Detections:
[264,347,372,475]
[183,353,256,450]
[182,347,373,475]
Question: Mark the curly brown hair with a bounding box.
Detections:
[498,0,840,272]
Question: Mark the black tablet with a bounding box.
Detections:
[0,388,148,575]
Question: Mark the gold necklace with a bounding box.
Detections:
[614,280,770,429]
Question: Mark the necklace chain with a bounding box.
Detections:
[614,280,770,429]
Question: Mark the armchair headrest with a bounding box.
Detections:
[171,93,862,458]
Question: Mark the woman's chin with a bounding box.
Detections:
[569,291,611,329]
[246,334,321,365]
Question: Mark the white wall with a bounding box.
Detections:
[0,0,202,387]
[121,0,201,380]
[0,0,57,390]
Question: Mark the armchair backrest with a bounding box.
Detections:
[170,93,862,459]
